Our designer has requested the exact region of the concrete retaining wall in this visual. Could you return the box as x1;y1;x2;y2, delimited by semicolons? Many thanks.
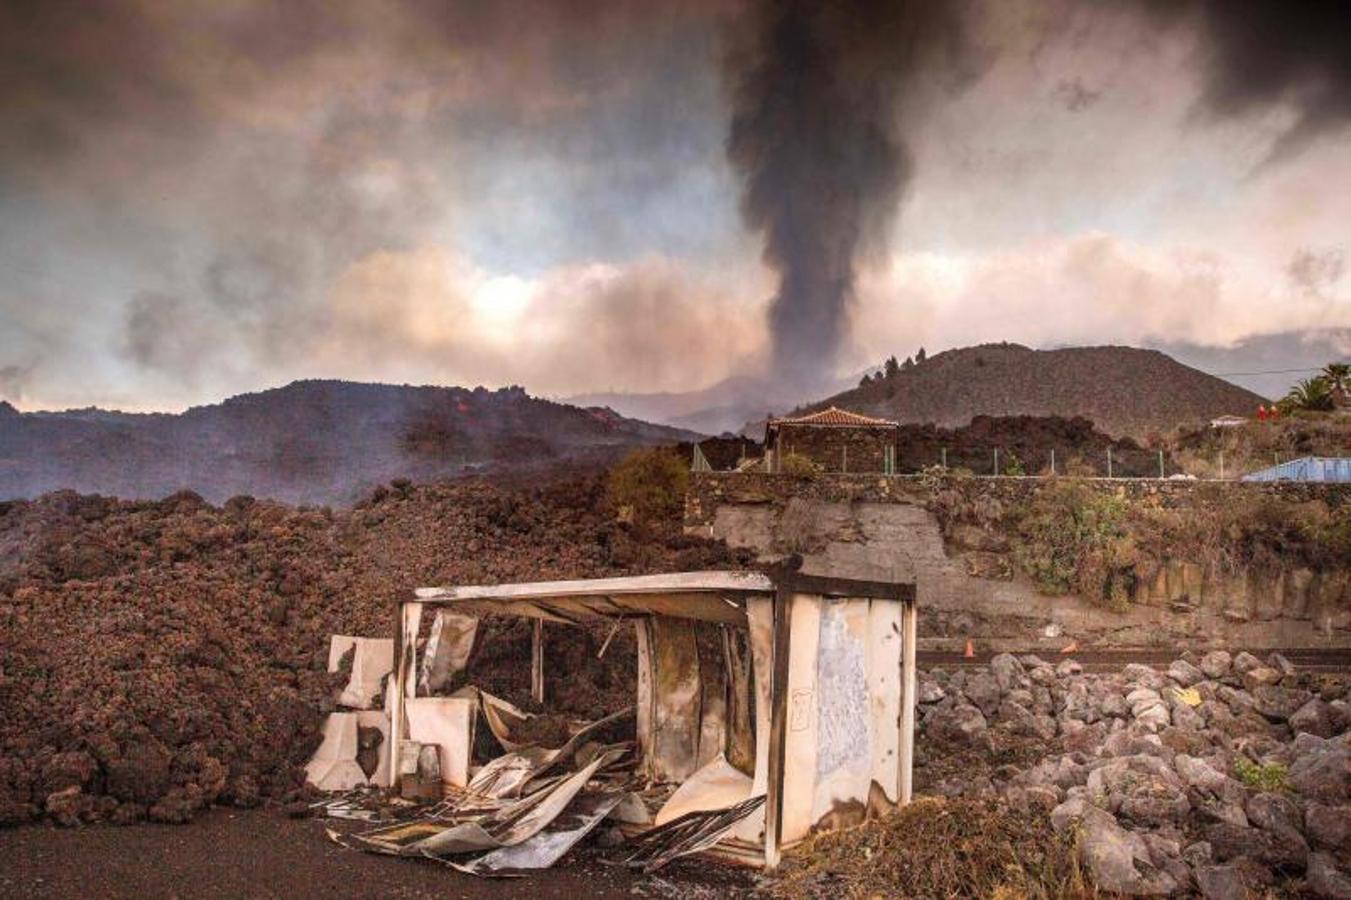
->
685;473;1350;651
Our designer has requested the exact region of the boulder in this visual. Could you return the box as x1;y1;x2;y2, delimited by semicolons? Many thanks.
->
1124;664;1168;691
989;652;1024;692
926;703;988;745
1290;741;1350;803
1194;858;1274;900
1064;721;1109;754
1309;852;1351;899
1051;796;1090;833
1029;665;1058;686
1206;821;1307;873
1176;755;1237;797
1089;755;1190;827
1199;651;1233;680
996;701;1056;741
1292;699;1338;739
1076;806;1179;895
1133;700;1172;733
1267;653;1296;678
1056;659;1082;678
1160;725;1213;757
1006;784;1060;813
1100;692;1131;719
1169;700;1205;732
1102;729;1170;760
963;671;1002;717
1330;700;1351;734
1243;667;1284;691
1217;686;1257;715
1305;803;1351;851
1252;685;1313;722
917;679;946;704
1168;659;1205;687
1182;841;1211;868
1232;651;1264;675
1246;792;1306;849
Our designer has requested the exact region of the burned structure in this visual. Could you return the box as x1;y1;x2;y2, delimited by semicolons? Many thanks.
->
309;569;918;873
764;407;899;474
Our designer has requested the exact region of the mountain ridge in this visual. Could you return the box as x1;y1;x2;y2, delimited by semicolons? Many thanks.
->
0;379;695;505
796;343;1268;439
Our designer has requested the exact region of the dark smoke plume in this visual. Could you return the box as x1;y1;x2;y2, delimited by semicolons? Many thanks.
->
1201;0;1351;161
1170;0;1351;165
725;0;973;387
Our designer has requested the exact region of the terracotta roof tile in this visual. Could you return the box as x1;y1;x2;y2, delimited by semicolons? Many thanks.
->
768;406;898;428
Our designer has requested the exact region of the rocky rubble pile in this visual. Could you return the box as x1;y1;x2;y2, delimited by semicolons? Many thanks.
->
916;651;1351;897
0;475;750;826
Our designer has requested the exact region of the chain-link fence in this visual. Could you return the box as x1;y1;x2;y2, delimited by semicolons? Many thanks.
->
690;442;1308;480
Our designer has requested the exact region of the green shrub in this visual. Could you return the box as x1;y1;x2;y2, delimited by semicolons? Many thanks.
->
1233;757;1289;792
779;451;823;478
1002;452;1026;477
606;448;689;523
1011;481;1135;610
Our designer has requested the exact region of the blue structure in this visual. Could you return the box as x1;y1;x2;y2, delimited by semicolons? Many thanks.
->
1242;456;1351;483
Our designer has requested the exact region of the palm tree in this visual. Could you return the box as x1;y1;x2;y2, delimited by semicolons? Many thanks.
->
1321;362;1349;393
1286;376;1335;412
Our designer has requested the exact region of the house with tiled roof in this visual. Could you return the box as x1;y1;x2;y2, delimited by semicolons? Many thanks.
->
764;406;899;474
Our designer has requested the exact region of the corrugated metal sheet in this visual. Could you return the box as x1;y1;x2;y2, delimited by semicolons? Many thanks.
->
1242;456;1351;483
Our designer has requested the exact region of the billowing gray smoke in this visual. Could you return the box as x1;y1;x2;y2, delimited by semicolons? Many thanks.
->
725;0;971;389
1196;0;1351;164
1133;0;1351;165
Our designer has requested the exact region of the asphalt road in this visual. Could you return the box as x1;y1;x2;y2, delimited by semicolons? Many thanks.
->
0;808;756;900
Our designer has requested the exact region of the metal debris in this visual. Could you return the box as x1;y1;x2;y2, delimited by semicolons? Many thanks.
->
614;795;767;874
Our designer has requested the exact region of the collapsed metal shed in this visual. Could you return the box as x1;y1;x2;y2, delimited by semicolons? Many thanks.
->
391;569;918;870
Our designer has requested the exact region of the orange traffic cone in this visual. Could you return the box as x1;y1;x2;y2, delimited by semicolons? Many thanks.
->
1060;640;1079;655
964;639;975;659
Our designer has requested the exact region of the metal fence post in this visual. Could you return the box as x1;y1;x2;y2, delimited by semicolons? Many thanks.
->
993;448;999;476
1158;449;1164;479
1219;451;1225;480
1107;447;1113;478
941;447;947;469
1050;448;1056;476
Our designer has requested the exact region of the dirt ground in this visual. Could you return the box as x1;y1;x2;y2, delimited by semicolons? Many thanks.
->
0;807;759;899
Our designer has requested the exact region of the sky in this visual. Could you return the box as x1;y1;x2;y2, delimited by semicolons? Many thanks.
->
1;0;1348;412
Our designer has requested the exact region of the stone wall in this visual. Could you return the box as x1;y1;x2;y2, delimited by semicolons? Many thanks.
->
769;425;894;473
685;472;1350;650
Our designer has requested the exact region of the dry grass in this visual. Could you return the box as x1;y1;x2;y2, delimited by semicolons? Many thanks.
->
768;798;1094;900
1169;412;1351;479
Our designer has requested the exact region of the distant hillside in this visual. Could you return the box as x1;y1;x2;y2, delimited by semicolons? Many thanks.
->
569;370;861;437
0;381;694;505
802;344;1267;439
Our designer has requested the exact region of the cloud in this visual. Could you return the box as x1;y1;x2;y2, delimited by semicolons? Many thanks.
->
1287;247;1346;296
850;232;1351;368
315;247;766;396
3;0;1350;412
